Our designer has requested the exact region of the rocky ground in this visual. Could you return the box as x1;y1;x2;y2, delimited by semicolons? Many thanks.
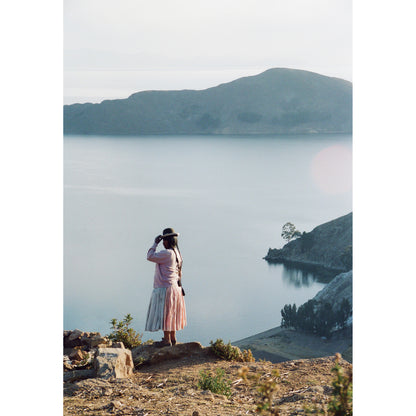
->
64;342;352;416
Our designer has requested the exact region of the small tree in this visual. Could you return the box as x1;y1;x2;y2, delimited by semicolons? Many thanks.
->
281;303;297;328
108;313;142;349
281;299;351;338
281;222;301;243
315;302;337;338
296;300;317;333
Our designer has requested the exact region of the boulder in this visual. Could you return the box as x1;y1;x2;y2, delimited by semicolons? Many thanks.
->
94;348;134;379
65;329;85;347
89;335;110;348
132;342;204;366
64;369;96;382
69;348;87;362
312;270;352;310
68;329;84;341
63;355;73;371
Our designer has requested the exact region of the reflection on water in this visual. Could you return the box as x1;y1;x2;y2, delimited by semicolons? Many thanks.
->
269;262;338;287
281;265;318;287
267;263;319;288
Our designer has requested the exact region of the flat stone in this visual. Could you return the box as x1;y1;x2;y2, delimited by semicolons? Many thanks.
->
132;342;204;366
63;369;95;382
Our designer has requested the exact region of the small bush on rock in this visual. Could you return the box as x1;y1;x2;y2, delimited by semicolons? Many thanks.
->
210;339;255;362
108;313;142;349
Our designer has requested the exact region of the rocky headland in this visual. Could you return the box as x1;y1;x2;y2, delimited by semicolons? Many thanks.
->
264;212;352;279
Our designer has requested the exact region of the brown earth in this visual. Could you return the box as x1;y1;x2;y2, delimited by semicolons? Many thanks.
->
234;326;352;364
64;346;352;415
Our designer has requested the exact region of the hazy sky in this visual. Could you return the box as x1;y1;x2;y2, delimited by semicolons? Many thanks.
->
64;0;352;104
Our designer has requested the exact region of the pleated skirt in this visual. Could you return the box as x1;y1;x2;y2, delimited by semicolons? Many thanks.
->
145;285;187;331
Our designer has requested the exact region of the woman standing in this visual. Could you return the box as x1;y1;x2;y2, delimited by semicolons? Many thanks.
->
145;228;187;347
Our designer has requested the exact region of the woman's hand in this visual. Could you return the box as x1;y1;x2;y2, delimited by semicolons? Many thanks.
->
154;235;163;244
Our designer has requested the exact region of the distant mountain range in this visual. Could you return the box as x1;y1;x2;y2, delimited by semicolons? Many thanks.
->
64;68;352;135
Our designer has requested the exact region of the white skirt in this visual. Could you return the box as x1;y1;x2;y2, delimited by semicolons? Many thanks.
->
145;286;187;332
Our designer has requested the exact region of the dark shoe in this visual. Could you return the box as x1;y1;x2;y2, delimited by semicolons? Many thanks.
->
154;339;172;348
171;340;177;346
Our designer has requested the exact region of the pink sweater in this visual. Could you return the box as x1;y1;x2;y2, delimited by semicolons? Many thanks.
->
147;242;182;288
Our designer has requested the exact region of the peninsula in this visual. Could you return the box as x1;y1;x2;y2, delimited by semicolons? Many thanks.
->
264;212;352;279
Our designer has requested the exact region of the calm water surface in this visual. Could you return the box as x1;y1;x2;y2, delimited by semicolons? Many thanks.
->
64;134;352;345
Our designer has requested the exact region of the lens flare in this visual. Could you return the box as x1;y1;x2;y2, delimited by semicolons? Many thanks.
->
310;144;352;195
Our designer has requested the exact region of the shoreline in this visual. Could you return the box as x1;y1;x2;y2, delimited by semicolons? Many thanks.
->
263;258;345;282
233;325;352;364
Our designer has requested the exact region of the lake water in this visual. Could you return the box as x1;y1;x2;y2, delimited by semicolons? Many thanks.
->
64;134;352;346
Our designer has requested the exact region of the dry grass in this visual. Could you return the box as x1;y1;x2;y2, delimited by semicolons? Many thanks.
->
64;350;352;416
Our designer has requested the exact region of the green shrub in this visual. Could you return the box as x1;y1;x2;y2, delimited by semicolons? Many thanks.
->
327;353;353;415
107;313;142;349
198;368;232;398
210;339;255;362
255;369;280;414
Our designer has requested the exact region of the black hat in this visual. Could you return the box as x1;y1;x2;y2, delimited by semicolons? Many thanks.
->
161;228;179;239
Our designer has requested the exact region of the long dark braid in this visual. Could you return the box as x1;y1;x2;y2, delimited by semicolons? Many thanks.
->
162;227;182;270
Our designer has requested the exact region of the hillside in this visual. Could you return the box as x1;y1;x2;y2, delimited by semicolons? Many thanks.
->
64;68;352;135
264;212;352;277
64;342;351;416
